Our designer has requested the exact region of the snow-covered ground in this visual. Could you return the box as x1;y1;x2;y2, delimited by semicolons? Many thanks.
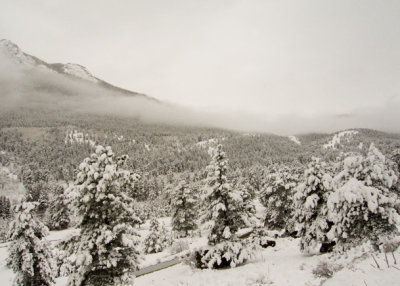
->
135;237;400;286
1;217;399;285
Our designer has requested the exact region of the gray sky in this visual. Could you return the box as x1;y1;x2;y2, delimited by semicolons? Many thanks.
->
1;0;400;133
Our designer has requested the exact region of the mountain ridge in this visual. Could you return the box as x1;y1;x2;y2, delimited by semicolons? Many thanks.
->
0;39;151;99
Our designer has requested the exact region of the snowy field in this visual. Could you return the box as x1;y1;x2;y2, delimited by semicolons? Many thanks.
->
134;236;400;286
1;217;399;286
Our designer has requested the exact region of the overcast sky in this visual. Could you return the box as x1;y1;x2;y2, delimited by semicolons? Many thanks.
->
1;0;400;133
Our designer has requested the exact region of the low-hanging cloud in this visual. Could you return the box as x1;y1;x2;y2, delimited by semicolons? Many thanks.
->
1;53;400;136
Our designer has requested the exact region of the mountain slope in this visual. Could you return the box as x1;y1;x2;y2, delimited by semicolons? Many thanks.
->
0;39;148;98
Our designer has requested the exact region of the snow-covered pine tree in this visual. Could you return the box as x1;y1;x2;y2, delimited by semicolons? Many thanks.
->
260;164;301;233
327;144;400;250
160;222;173;248
132;201;147;229
203;144;257;244
231;176;258;229
62;145;141;286
294;157;333;252
46;184;70;230
194;144;256;269
144;218;166;254
171;179;198;237
8;201;55;286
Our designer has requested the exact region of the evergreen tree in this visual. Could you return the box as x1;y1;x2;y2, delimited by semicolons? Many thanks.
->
143;218;167;254
46;184;70;231
194;144;256;269
62;146;141;286
0;196;11;219
260;164;301;233
132;201;147;229
8;201;55;286
203;144;242;244
231;176;258;229
203;144;256;245
294;157;333;252
327;144;400;250
171;179;198;237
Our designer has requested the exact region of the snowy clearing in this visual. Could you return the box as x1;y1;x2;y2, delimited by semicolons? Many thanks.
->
288;135;301;145
323;130;359;149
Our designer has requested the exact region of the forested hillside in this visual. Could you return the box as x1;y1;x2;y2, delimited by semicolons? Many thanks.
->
1;106;399;209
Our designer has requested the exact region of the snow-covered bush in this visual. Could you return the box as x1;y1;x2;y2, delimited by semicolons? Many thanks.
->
294;157;334;252
312;260;342;278
260;164;301;233
382;237;400;253
144;218;169;254
61;145;141;286
8;201;55;286
245;228;277;249
327;144;400;250
246;272;274;286
192;239;256;269
171;180;198;237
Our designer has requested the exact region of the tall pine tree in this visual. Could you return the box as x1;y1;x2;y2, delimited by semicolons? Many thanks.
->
203;144;255;244
294;157;333;252
195;145;256;268
171;179;198;237
62;146;141;286
46;184;70;231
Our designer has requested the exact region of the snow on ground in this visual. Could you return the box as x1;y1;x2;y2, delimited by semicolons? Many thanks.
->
0;242;15;286
136;238;400;286
1;217;400;285
135;237;320;286
47;228;80;242
288;135;301;145
323;130;359;149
